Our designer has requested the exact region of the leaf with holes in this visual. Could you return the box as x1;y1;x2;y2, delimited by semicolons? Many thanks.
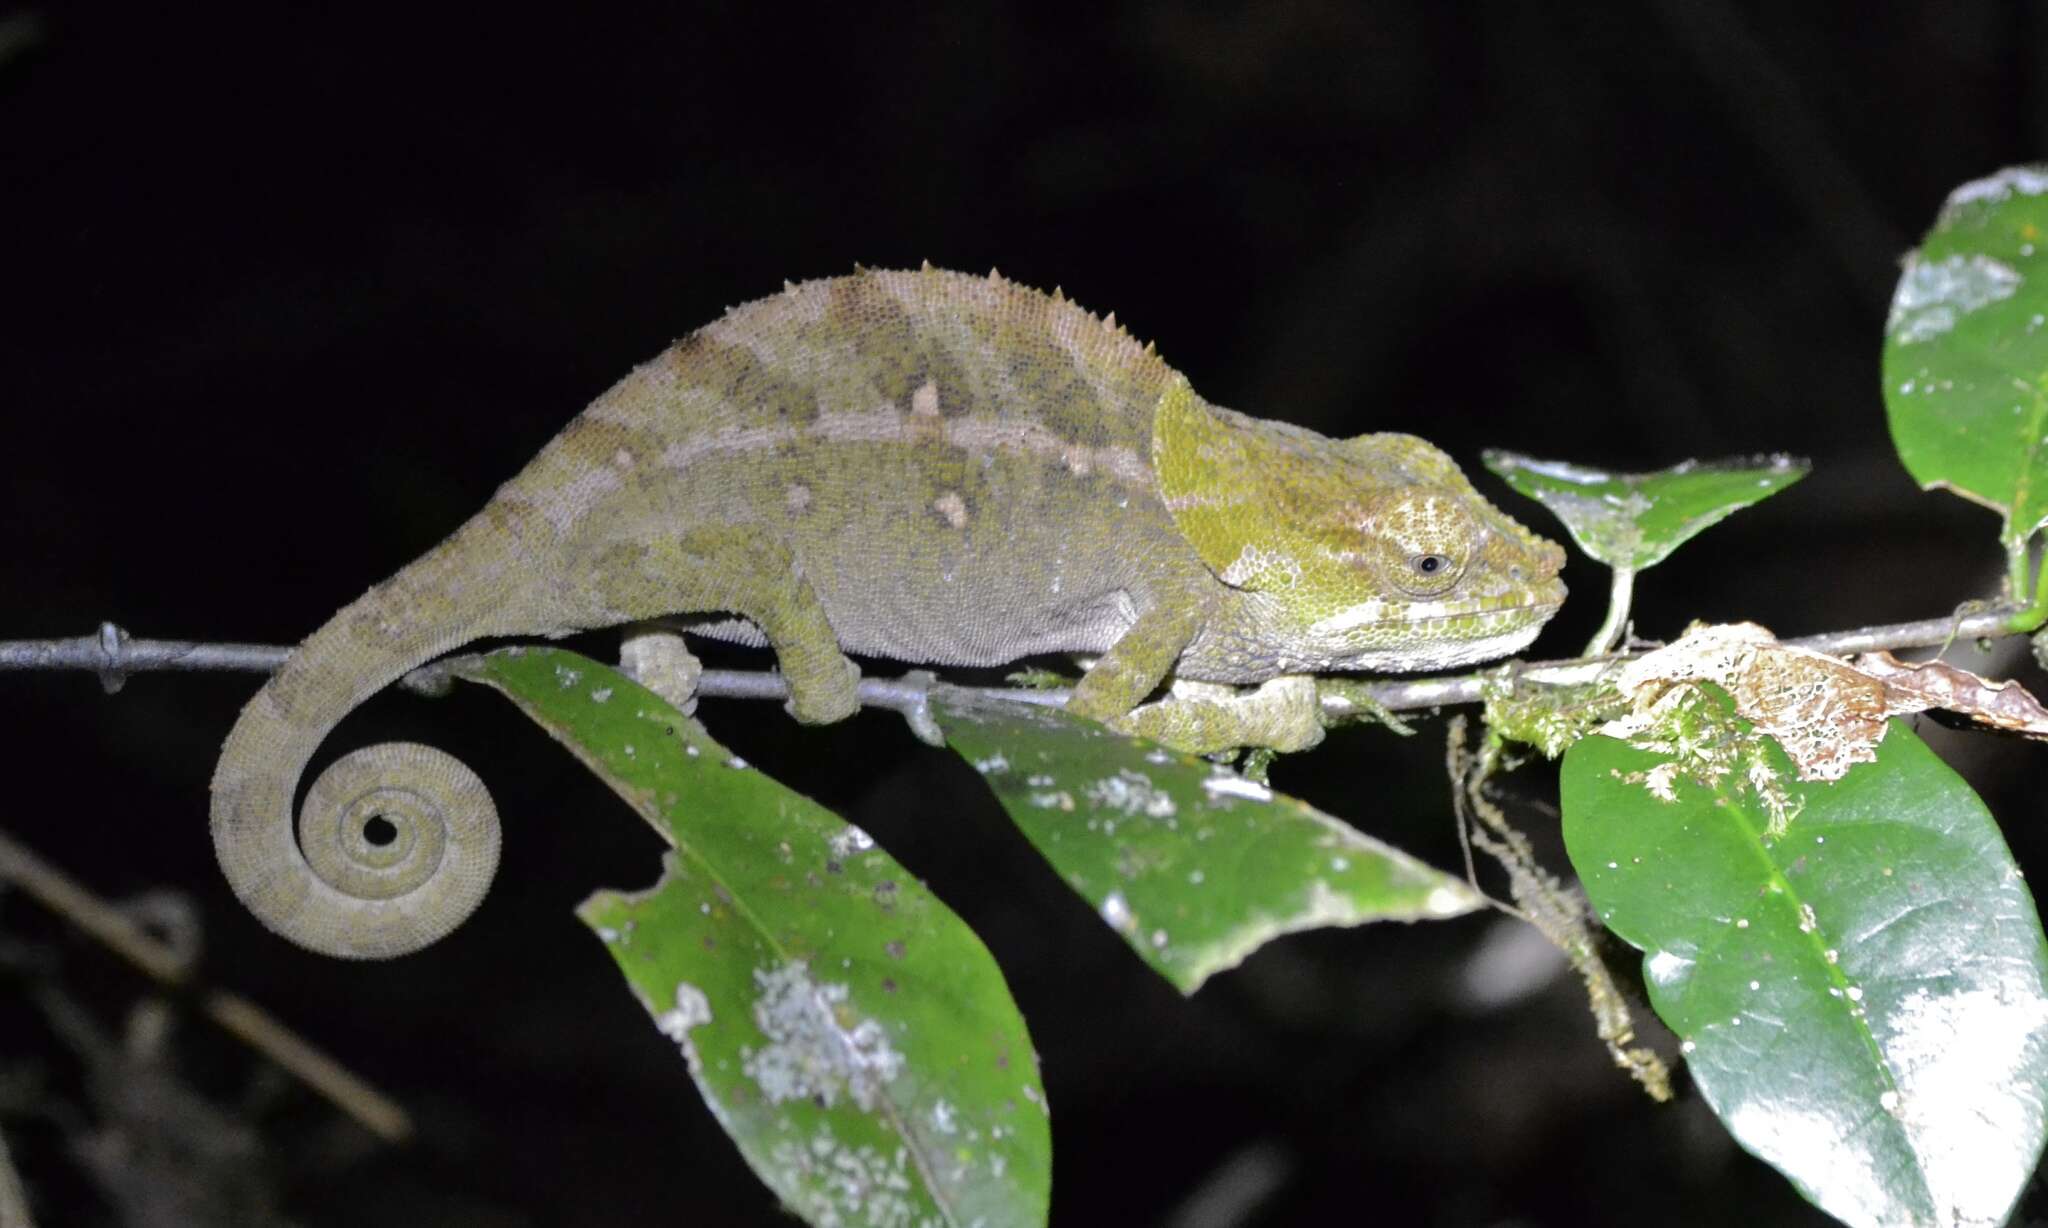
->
934;688;1482;993
1883;165;2048;566
1482;451;1808;571
453;648;1050;1228
1562;718;2048;1228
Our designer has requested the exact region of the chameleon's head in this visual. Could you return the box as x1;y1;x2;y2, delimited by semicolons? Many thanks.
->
1154;378;1566;673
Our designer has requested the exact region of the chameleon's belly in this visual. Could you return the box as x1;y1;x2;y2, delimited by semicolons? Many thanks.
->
683;435;1196;668
790;441;1188;666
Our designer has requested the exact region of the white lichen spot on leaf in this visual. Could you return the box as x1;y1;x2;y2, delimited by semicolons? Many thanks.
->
742;961;905;1113
1944;165;2048;212
655;982;714;1074
1888;253;2021;345
1084;769;1177;820
766;1128;929;1228
828;824;877;860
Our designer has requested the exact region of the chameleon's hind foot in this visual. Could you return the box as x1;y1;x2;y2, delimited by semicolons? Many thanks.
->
619;627;704;714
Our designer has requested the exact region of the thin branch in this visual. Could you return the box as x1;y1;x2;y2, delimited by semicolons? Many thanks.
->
1779;605;2019;656
0;603;2028;725
0;827;412;1143
1337;602;2028;715
1447;717;1671;1101
0;1124;31;1228
0;624;289;694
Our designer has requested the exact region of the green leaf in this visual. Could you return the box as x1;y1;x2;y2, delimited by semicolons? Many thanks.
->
934;689;1482;993
1482;451;1808;571
454;648;1050;1228
1561;720;2048;1228
1883;165;2048;563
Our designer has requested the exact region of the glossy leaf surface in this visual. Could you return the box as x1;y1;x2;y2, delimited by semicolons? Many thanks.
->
1882;165;2048;561
1484;450;1807;571
936;689;1481;993
1563;720;2048;1228
456;648;1050;1228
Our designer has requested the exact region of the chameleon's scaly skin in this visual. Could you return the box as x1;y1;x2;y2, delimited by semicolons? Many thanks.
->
210;267;1565;958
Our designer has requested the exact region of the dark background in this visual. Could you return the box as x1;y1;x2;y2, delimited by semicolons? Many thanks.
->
4;3;2047;1225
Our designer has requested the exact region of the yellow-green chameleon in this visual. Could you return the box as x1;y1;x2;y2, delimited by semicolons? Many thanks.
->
211;266;1566;959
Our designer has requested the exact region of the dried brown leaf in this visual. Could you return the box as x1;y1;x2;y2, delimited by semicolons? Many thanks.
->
1605;623;1887;782
1854;650;2048;739
1604;624;2048;786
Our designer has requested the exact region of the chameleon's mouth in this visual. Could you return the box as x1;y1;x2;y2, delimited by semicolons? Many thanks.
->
1385;603;1562;668
1309;588;1565;639
1301;584;1565;675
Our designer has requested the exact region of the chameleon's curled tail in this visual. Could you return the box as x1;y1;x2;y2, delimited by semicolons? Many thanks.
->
210;512;534;959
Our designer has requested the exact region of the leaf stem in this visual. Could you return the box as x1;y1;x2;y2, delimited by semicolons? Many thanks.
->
1584;567;1636;657
2005;543;2048;634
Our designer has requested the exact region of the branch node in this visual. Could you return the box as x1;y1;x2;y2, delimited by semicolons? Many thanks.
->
94;621;131;695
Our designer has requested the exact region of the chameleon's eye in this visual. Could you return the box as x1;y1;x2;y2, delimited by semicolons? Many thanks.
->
1395;550;1464;596
1366;488;1472;596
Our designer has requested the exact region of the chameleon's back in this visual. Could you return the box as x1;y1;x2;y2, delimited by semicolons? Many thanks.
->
506;267;1201;663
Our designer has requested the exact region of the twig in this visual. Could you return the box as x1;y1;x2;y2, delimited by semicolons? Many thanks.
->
0;828;412;1144
1337;602;2027;715
1447;718;1671;1102
0;1125;32;1228
0;624;289;695
0;603;2027;721
0;12;43;74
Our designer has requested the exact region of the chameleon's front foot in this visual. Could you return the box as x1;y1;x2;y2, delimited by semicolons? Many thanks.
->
780;648;863;724
1099;675;1327;756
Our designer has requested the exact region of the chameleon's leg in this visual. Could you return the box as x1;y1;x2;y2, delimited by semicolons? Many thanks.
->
591;526;861;723
1109;676;1326;755
1065;598;1204;722
1068;590;1324;754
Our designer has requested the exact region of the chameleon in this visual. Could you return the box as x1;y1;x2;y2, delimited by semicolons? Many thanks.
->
210;265;1567;959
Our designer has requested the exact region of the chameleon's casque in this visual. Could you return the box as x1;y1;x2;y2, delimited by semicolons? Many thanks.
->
211;267;1565;958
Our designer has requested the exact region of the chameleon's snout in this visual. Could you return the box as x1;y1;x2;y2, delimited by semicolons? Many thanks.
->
1514;539;1568;598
